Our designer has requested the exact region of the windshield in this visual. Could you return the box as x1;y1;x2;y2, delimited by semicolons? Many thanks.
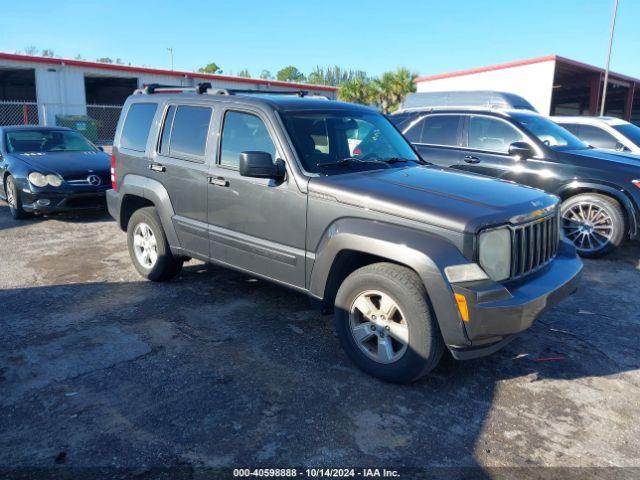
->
5;129;97;154
511;113;588;150
280;110;420;175
612;123;640;147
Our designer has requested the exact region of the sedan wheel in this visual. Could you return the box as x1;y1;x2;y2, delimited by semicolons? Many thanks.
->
561;193;626;257
562;203;613;253
6;177;16;207
5;175;28;220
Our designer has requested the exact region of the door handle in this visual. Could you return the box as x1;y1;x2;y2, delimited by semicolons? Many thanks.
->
463;155;480;164
149;163;166;172
208;176;229;187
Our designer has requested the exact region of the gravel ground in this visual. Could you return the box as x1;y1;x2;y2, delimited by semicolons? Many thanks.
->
1;202;639;479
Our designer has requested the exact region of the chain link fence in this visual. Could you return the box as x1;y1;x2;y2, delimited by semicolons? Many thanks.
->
0;101;40;126
0;101;122;145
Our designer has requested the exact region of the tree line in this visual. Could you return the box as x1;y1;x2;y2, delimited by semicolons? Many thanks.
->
198;63;417;113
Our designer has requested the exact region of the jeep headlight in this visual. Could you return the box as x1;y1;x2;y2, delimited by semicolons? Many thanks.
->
478;227;511;281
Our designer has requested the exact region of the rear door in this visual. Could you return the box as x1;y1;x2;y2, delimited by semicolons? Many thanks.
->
206;107;307;288
459;114;550;189
148;103;213;257
402;114;464;167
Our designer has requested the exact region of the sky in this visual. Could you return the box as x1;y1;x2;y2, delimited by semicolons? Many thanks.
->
1;0;639;80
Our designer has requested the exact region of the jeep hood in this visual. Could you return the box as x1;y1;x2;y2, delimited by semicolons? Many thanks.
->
308;166;557;233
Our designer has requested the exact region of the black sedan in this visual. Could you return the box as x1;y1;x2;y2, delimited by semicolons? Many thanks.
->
0;126;111;219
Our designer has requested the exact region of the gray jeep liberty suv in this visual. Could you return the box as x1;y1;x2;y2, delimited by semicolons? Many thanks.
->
107;84;582;383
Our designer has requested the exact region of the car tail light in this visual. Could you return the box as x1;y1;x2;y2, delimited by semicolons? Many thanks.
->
110;154;117;190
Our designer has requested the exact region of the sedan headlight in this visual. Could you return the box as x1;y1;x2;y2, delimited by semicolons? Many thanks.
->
28;172;62;187
478;227;511;281
28;172;48;187
46;174;62;187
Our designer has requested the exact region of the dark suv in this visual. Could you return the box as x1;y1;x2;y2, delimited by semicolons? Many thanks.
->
107;85;581;383
391;98;640;257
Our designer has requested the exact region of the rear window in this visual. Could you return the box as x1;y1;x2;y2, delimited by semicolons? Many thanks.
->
120;103;158;152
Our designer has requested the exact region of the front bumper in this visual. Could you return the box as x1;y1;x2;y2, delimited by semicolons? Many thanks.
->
447;240;582;360
21;188;108;213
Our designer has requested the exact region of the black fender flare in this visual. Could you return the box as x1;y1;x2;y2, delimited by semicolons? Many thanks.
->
117;174;180;247
556;181;638;237
308;218;472;347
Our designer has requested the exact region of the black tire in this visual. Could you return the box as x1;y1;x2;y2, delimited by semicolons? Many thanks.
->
334;262;444;384
127;207;183;281
561;193;626;258
5;175;29;220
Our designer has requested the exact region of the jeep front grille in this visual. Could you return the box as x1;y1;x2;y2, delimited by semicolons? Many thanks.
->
510;212;560;280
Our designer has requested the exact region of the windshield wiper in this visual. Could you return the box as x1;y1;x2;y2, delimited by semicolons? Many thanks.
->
317;157;389;168
382;157;429;165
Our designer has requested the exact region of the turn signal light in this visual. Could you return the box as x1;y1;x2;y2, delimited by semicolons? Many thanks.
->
454;293;470;322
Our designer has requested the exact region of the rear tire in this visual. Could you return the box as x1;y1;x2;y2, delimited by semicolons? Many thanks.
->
334;262;444;384
5;175;29;220
127;207;183;281
561;193;626;258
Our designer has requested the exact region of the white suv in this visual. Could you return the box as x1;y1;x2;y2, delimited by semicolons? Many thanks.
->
552;116;640;154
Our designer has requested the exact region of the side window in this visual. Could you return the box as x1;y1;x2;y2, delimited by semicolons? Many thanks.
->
577;125;618;149
561;123;581;136
420;115;462;146
219;111;277;168
158;105;176;156
167;105;212;158
120;103;158;152
468;116;525;153
403;116;426;143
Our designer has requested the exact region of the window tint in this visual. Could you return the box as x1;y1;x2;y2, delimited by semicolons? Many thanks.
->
468;116;525;153
159;105;176;156
168;105;212;158
220;111;276;168
121;103;157;152
420;115;462;146
578;125;618;149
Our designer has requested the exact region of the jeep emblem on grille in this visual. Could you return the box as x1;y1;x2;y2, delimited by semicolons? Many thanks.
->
87;175;102;186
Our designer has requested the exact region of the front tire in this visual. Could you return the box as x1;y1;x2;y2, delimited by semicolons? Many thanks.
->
561;193;626;258
5;175;29;220
127;207;183;281
334;262;444;384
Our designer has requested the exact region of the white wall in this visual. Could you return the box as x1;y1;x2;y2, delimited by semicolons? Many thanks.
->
416;60;557;115
0;57;337;126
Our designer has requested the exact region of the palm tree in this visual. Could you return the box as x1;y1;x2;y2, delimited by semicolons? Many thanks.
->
338;78;376;105
373;68;417;113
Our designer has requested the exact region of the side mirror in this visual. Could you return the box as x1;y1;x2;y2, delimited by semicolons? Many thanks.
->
508;141;535;160
97;146;104;152
239;151;284;179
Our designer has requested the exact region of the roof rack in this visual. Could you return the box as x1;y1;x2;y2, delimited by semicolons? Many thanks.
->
134;83;311;97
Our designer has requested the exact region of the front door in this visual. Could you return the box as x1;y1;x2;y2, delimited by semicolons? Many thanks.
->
454;114;551;190
148;103;213;257
207;108;307;289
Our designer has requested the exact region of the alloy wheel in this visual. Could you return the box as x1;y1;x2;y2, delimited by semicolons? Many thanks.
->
133;222;158;268
349;289;409;364
6;177;16;208
562;202;614;254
